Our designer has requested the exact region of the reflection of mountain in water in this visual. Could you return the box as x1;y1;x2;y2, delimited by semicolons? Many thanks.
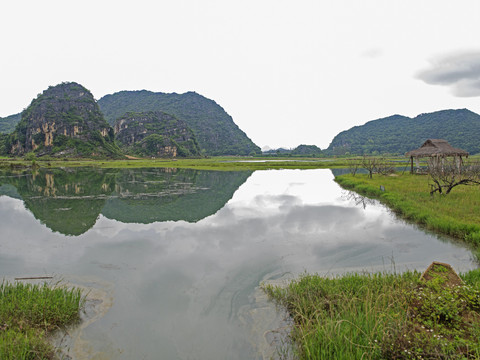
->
0;168;252;236
0;168;116;236
102;168;252;223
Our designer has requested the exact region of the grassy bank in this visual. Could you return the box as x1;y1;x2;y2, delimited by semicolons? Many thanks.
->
0;281;85;359
264;171;480;359
263;267;480;359
335;173;480;249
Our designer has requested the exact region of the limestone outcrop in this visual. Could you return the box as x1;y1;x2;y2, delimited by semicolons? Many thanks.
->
114;111;200;157
8;82;119;157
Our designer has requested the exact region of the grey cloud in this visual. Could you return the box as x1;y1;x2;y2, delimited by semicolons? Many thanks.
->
361;47;384;59
416;51;480;97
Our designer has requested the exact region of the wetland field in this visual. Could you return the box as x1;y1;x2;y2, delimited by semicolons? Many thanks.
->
0;159;478;359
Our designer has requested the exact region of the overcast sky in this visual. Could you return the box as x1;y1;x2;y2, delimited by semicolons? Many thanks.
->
1;1;480;149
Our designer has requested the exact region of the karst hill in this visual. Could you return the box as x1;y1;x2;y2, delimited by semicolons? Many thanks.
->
7;82;120;157
98;90;261;156
1;84;261;157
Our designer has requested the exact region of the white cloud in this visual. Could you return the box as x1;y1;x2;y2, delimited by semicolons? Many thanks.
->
417;51;480;97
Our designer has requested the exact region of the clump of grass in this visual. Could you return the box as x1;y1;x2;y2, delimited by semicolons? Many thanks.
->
0;280;85;359
263;269;480;359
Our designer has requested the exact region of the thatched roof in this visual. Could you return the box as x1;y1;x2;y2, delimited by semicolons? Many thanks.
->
405;139;469;158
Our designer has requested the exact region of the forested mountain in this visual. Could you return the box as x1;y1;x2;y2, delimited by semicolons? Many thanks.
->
327;109;480;155
0;113;21;134
7;82;120;157
98;90;260;156
114;111;200;157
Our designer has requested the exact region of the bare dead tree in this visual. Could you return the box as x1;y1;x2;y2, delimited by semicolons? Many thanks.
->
375;157;395;176
346;158;361;176
361;156;378;179
428;158;480;195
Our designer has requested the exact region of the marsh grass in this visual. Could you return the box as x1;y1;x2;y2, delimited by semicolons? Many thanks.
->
0;156;376;171
263;270;480;359
335;173;480;251
0;280;85;359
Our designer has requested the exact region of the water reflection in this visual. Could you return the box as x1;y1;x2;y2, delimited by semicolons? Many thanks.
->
0;168;115;235
0;168;476;360
341;190;377;209
0;168;253;235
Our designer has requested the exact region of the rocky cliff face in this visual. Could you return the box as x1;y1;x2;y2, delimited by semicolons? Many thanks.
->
8;82;119;157
114;111;201;157
98;90;261;156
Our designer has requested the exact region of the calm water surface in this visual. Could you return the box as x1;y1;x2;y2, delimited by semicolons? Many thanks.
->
0;168;476;359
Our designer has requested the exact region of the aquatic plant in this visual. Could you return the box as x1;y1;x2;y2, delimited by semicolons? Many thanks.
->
0;280;85;359
263;267;480;360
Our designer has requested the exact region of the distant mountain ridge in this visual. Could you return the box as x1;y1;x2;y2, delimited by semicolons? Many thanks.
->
0;113;21;134
3;88;479;158
327;109;480;155
262;144;323;156
98;90;261;156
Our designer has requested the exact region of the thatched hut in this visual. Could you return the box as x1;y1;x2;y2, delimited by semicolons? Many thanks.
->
405;139;469;174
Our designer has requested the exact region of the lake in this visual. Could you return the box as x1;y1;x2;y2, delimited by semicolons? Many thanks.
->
0;167;476;359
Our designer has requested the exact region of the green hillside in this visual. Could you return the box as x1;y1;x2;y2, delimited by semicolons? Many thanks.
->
114;111;200;157
327;109;480;155
0;113;21;134
98;90;260;156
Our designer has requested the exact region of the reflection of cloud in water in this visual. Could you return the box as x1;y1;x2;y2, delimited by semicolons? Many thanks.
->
253;194;300;210
0;169;477;359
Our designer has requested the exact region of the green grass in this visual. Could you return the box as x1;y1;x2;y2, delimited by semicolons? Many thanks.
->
0;156;365;171
0;281;85;359
335;173;480;250
263;269;480;360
